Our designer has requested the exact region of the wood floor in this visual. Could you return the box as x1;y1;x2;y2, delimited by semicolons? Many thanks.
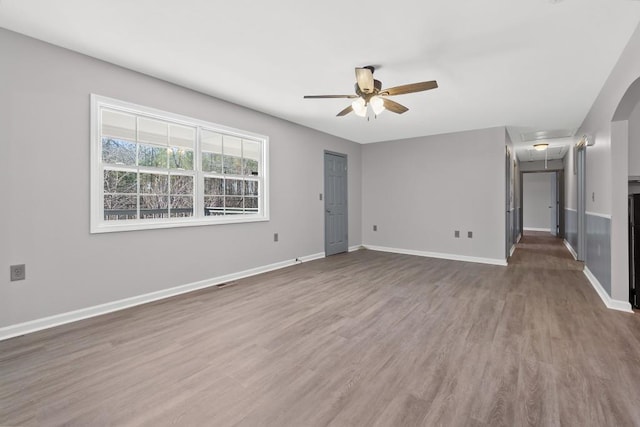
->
2;233;640;426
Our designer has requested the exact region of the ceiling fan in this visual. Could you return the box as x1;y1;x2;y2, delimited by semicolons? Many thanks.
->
304;66;438;117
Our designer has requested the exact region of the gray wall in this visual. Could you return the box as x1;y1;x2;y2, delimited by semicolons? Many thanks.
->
361;127;507;262
586;214;612;295
0;29;362;328
569;22;640;301
523;172;553;231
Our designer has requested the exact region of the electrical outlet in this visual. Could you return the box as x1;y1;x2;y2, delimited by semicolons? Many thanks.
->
373;225;378;231
274;233;279;242
454;230;460;238
10;264;25;281
468;231;473;238
319;193;323;201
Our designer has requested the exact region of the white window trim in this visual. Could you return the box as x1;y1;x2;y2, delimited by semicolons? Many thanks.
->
90;94;269;233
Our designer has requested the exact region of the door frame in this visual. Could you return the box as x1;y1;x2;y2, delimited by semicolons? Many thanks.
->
506;146;513;259
519;170;565;238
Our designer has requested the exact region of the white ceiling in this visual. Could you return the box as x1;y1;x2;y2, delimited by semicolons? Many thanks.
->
2;0;640;161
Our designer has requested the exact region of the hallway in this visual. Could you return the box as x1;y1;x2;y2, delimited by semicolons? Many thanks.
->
511;231;583;271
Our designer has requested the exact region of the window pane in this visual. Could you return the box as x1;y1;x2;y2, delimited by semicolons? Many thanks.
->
102;109;136;141
104;194;137;220
140;195;169;218
245;197;258;212
243;159;259;176
225;196;243;213
170;175;193;195
204;196;224;216
138;117;168;145
169;147;194;170
138;144;168;168
223;135;242;175
202;130;223;173
102;138;137;166
104;170;137;194
223;135;242;156
140;173;168;194
170;196;193;217
244;180;259;197
201;130;223;153
243;140;260;176
169;124;195;149
224;156;242;175
204;177;224;195
104;194;137;209
225;178;243;196
140;195;168;208
202;152;223;173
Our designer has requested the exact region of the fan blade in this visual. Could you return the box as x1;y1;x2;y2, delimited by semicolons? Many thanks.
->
380;80;438;96
336;105;353;117
355;68;374;94
304;95;358;99
382;98;409;114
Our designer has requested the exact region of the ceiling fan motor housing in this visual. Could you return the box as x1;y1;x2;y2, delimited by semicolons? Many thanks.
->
355;79;382;99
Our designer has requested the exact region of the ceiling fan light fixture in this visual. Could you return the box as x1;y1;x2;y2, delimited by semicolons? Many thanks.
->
303;67;437;118
533;143;549;151
352;97;367;117
370;96;385;115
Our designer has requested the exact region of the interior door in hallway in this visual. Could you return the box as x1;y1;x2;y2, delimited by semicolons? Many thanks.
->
324;151;348;256
506;146;513;258
550;172;558;236
577;145;586;261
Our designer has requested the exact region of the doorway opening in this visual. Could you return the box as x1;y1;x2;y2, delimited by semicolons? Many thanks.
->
612;76;640;308
519;170;565;240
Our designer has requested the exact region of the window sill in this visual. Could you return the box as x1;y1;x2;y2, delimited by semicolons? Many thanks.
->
90;214;269;234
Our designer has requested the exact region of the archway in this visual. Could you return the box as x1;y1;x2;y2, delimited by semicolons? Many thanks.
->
610;76;640;307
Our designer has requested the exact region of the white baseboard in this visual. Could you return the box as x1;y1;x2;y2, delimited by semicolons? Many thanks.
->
583;267;633;313
363;245;507;266
509;244;516;257
298;252;325;262
523;227;551;232
0;252;325;342
517;233;522;243
348;245;363;252
563;239;578;260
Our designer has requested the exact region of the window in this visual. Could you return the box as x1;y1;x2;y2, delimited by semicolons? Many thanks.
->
91;95;269;233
